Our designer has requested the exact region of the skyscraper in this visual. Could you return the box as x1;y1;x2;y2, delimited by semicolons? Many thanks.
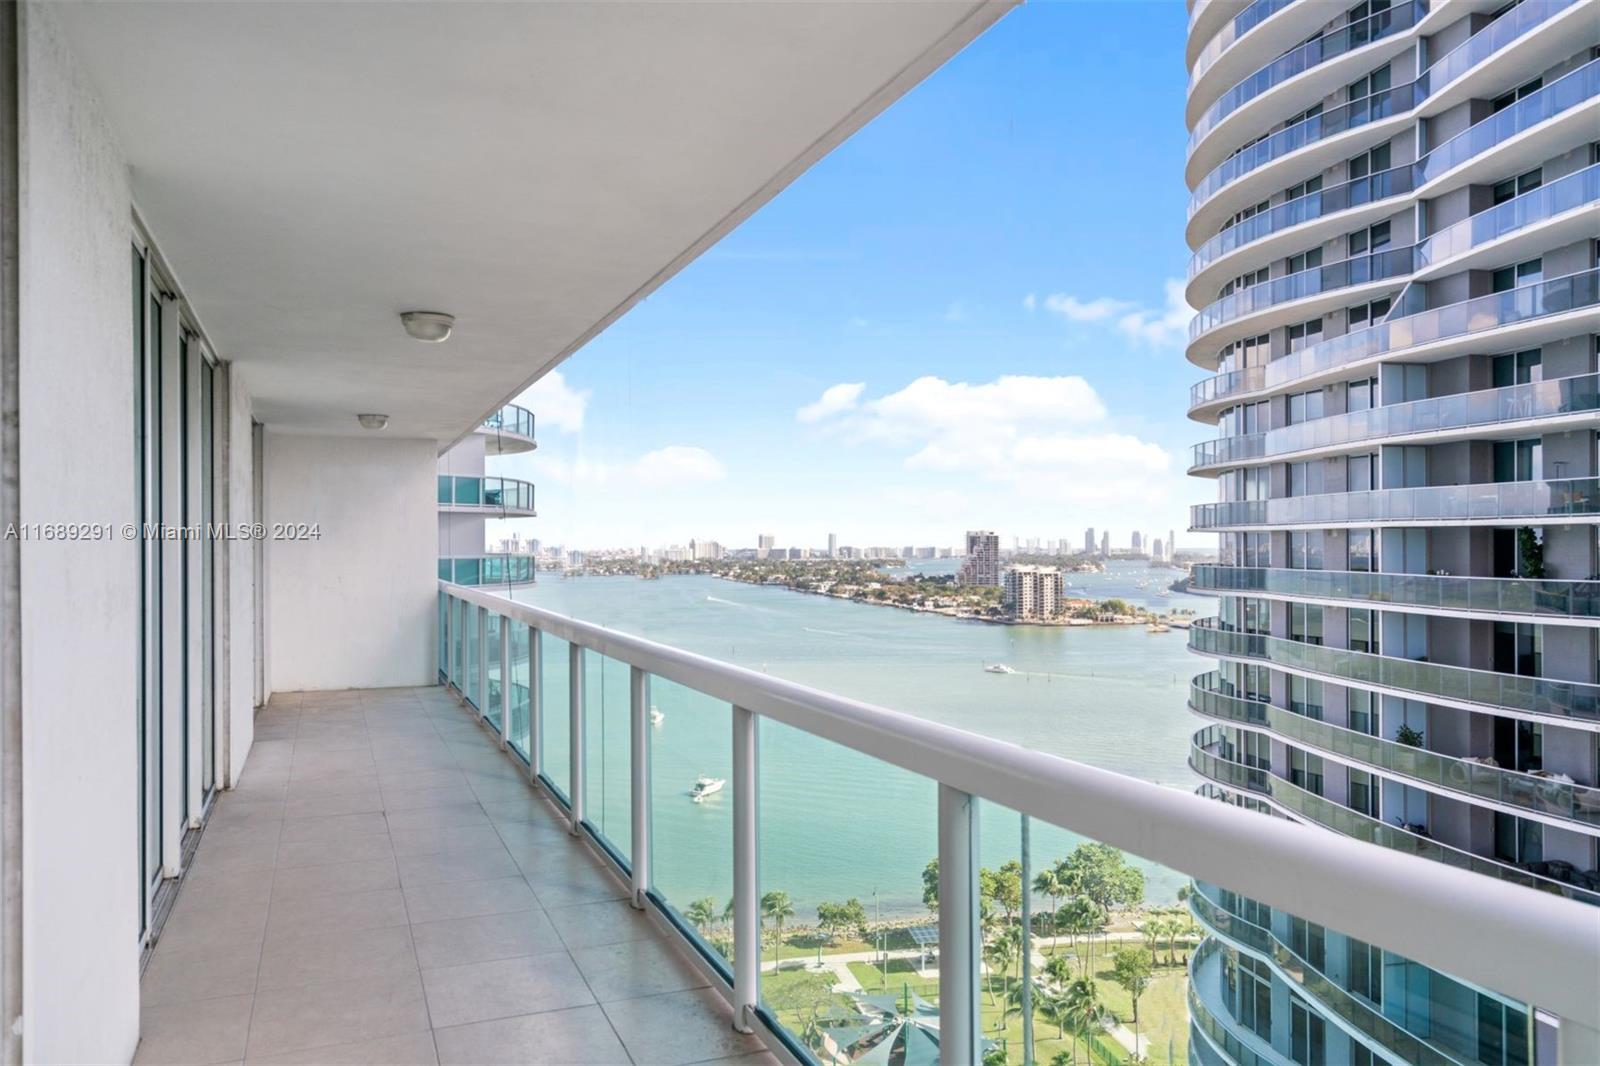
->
957;530;1000;587
1002;565;1063;620
1184;2;1599;1062
1168;528;1176;559
757;533;775;559
828;532;838;558
1099;530;1109;557
1131;530;1142;553
1084;527;1096;554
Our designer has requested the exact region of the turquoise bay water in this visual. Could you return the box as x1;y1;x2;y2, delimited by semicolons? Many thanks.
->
512;564;1214;918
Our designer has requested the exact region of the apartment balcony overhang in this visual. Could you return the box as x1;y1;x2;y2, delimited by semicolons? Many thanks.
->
1187;0;1327;120
53;0;1015;452
478;405;538;456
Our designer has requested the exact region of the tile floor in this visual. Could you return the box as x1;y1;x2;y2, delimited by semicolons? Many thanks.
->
135;686;777;1066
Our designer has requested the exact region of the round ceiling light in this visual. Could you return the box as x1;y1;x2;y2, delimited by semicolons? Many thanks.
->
400;311;454;342
356;413;390;430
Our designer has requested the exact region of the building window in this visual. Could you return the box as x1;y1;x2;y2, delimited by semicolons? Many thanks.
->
1290;675;1324;719
1493;621;1543;677
1347;220;1391;256
1492;169;1542;205
1494;812;1543;865
1289;531;1325;570
1349;689;1377;735
1286;389;1326;424
1347;375;1378;411
1288;918;1326;971
1493;439;1542;482
1492;348;1542;387
1477;993;1531;1066
1348;297;1391;328
1348;453;1377;492
1491;258;1542;292
1287;318;1324;352
1348;141;1391;182
1349;528;1376;571
1235;954;1274;1040
1288;247;1324;275
1291;604;1324;645
1290;996;1327;1066
1285;176;1323;200
1289;460;1326;496
1349;608;1379;653
1289;748;1324;794
1348;939;1383;1004
1349;768;1379;817
1491;78;1543;113
1348;63;1391;103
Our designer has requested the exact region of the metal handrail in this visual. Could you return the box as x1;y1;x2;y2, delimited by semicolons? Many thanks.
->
440;579;1600;1031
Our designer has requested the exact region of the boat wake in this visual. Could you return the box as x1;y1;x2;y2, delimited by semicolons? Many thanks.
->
704;595;740;607
802;626;849;638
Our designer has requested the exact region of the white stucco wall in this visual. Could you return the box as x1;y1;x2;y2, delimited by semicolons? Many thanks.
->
225;367;255;783
17;4;141;1061
266;432;437;692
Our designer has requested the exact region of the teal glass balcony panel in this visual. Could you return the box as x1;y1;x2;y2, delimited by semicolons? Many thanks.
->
453;476;482;506
1418;163;1600;268
1188;671;1270;726
1266;772;1600;905
439;475;536;513
1190;475;1600;530
1188;1;1423;155
1191;244;1416;342
1188;618;1600;722
436;475;452;504
1190;563;1600;620
1190;0;1300;84
1419;59;1600;185
482;403;536;439
1191;371;1600;472
441;555;536;587
1190;364;1267;411
1190;731;1271;793
1190;889;1464;1066
1190;166;1414;280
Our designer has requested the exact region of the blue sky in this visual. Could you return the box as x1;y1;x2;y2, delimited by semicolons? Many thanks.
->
493;2;1201;553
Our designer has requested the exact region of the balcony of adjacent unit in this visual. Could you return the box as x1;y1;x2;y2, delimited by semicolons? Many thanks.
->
1187;616;1600;723
1190;476;1600;531
1191;369;1600;477
1188;268;1600;421
437;474;538;517
1188;0;1276;69
1187;243;1416;366
1188;0;1321;113
1186;0;1425;175
438;554;538;587
1187;941;1286;1066
478;403;538;455
1187;47;1600;293
1188;672;1600;830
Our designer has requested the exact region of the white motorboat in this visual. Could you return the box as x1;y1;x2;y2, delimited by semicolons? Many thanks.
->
690;775;725;802
984;663;1016;675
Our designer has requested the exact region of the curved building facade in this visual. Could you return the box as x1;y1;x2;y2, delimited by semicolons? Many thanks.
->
1184;1;1599;1063
438;403;540;588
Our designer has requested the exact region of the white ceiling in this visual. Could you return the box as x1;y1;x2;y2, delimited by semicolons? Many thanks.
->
56;1;1011;450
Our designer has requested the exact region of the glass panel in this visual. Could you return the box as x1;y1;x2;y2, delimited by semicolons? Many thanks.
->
759;724;937;1062
648;678;734;967
437;591;448;681
484;612;502;733
507;622;531;762
583;652;632;859
464;606;480;709
540;633;572;804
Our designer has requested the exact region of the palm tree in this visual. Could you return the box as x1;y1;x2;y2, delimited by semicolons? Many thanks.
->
761;891;795;970
983;934;1016;1007
1044;953;1074;992
684;896;719;936
1058;897;1105;977
1032;867;1066;952
1063;977;1103;1066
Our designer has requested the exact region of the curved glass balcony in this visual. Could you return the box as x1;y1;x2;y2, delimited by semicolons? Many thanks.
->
1191;476;1600;530
1188;618;1600;723
1189;672;1600;828
1267;773;1600;905
1190;563;1600;621
1190;890;1472;1066
1190;730;1271;793
1193;370;1600;474
1187;945;1279;1066
1188;1;1423;155
1191;78;1422;212
1418;163;1600;268
438;555;538;587
436;474;537;514
1190;0;1299;85
1418;58;1600;186
1191;244;1415;343
1189;269;1600;412
481;403;536;440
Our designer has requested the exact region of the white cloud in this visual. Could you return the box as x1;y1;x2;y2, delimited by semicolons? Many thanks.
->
846;374;1106;445
1032;278;1194;348
797;382;866;423
633;445;726;484
515;369;590;433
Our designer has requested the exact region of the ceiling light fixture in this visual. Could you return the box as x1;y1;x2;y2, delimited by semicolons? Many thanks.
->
356;413;390;430
400;310;454;342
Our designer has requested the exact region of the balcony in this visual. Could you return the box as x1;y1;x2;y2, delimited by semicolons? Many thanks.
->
1188;269;1600;418
438;475;538;517
480;404;538;456
1187;617;1600;723
1190;476;1600;531
1186;0;1298;91
1188;672;1600;829
439;554;539;587
1188;563;1600;622
1191;368;1600;475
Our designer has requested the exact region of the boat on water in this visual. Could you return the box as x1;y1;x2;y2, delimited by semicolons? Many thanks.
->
650;705;665;726
690;775;725;802
984;663;1016;674
1146;623;1170;634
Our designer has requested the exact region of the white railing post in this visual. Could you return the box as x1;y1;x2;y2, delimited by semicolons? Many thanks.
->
938;783;980;1063
477;606;488;720
528;626;542;783
497;615;510;750
442;594;452;686
629;666;651;909
732;705;759;1033
569;643;585;834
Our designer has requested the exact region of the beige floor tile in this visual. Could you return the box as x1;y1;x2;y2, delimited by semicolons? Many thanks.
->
403;875;538;925
264;887;410;942
247;970;430;1059
269;857;399;900
420;952;593;1028
397;846;519;889
245;1031;438;1065
256;923;417;992
141;942;263;1007
275;833;394;869
134;994;254;1065
433;1006;631;1066
545;899;657;951
410;909;563;971
569;936;709;1003
602;987;763;1066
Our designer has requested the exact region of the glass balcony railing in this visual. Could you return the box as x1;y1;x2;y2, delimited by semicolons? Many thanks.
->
1190;730;1271;793
1190;0;1580;214
1188;617;1600;722
1191;475;1600;530
1187;944;1280;1066
1419;58;1600;185
1190;890;1468;1066
1419;163;1600;268
1189;671;1600;828
434;583;1596;1063
436;474;537;513
1189;1;1424;154
437;554;538;587
1189;0;1300;90
481;402;536;440
1266;772;1600;905
1189;269;1600;411
1191;244;1415;342
1190;563;1600;620
1193;371;1600;472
